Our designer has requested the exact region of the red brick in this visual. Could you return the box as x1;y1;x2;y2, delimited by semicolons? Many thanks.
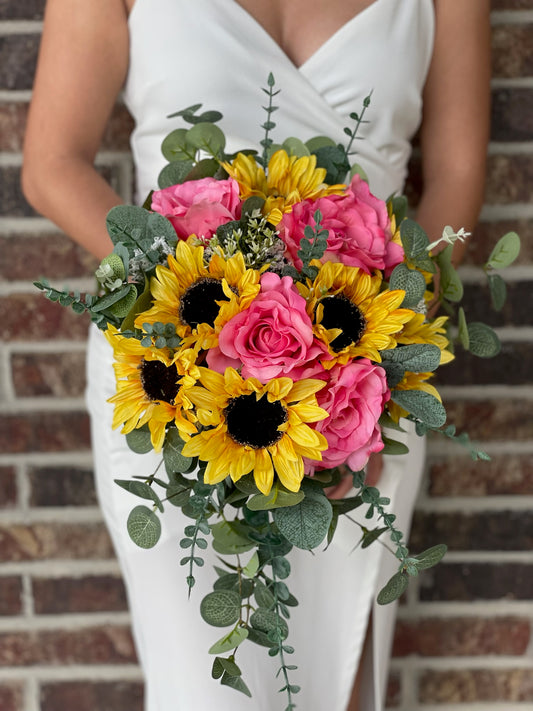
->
419;563;533;601
0;1;45;20
411;511;533;551
419;668;533;703
0;577;23;616
393;617;530;657
0;523;114;562
0;467;17;508
492;25;533;79
0;294;91;342
444;399;533;441
11;352;87;398
28;466;97;507
0;626;137;665
492;0;533;7
491;88;533;142
0;683;24;711
0;233;97;281
33;576;127;614
41;681;143;711
386;672;401;708
0;412;90;454
429;455;533;496
0;103;133;153
485;154;533;204
0;35;40;91
437;342;531;386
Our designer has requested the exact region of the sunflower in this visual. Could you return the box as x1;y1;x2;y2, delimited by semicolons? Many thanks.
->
136;240;261;353
398;312;454;364
181;367;328;495
105;326;199;451
298;261;412;368
387;371;442;423
222;150;344;224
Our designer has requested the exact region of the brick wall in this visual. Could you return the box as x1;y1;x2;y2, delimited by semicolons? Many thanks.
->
0;2;531;710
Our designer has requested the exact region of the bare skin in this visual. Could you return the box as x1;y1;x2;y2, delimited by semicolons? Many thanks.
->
22;1;491;709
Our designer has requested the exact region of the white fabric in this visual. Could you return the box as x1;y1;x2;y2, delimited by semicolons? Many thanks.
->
87;1;434;709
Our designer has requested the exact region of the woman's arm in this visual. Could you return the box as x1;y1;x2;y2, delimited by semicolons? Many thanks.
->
22;0;131;260
417;0;491;261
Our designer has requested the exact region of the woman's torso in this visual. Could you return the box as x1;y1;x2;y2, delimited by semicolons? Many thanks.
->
123;0;435;202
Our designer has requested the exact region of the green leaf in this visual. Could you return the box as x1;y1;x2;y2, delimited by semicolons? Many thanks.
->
378;411;406;433
186;122;226;156
305;136;336;152
200;590;241;627
91;284;132;313
220;672;252;697
163;428;193;475
247;485;305;511
466;322;501;358
488;273;507;311
437;246;463;303
161;128;195;162
211;520;255;555
349;163;369;182
125;426;153;454
146;211;178;245
381;343;441;373
115;479;163;512
271;556;291;580
243;552;260;578
183;158;220;181
108;284;138;318
377;571;408;605
282;137;310;157
127;505;161;549
381;436;409;456
246;627;272;647
208;626;249;654
250;609;288;639
254;580;276;609
413;543;447;570
273;486;332;550
486;231;521;269
158;160;195;188
400;219;429;259
390;195;408;224
457;307;469;349
361;526;388;549
389;264;427;308
312;144;350;184
106;205;149;247
391;390;447;428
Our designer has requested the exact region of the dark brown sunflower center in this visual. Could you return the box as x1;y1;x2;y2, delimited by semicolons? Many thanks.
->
179;277;229;329
139;359;179;404
320;295;366;352
225;393;287;449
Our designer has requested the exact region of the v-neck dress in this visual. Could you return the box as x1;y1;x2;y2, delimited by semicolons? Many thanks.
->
86;1;435;709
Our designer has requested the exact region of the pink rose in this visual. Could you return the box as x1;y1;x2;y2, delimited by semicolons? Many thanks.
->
307;360;390;471
279;175;404;275
207;272;327;382
151;177;241;241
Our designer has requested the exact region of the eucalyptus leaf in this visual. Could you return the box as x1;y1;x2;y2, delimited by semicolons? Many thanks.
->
466;322;501;358
146;211;178;245
163;428;193;475
390;195;408;224
161;128;195;162
120;278;154;332
186;122;226;156
243;552;260;578
413;543;447;570
250;609;288;639
208;626;249;654
108;284;138;318
220;672;252;697
437;246;464;302
312;144;350;184
377;571;408;605
106;205;150;249
115;479;164;512
127;505;161;549
125;426;153;454
212;656;242;679
381;343;441;373
184;158;220;181
273;486;332;550
391;390;447;428
488;273;507;311
271;556;291;580
361;526;388;549
389;264;427;308
486;231;521;269
254;580;275;610
200;590;241;627
457;307;469;349
158;160;196;188
381;436;409;456
400;218;429;259
247;487;305;511
91;284;133;313
349;163;369;182
305;135;336;152
211;520;255;555
282;137;310;157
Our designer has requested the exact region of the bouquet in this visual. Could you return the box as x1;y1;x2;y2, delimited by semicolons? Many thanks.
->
35;76;520;707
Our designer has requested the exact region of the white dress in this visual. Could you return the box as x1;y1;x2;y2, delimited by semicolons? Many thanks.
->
86;1;435;709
